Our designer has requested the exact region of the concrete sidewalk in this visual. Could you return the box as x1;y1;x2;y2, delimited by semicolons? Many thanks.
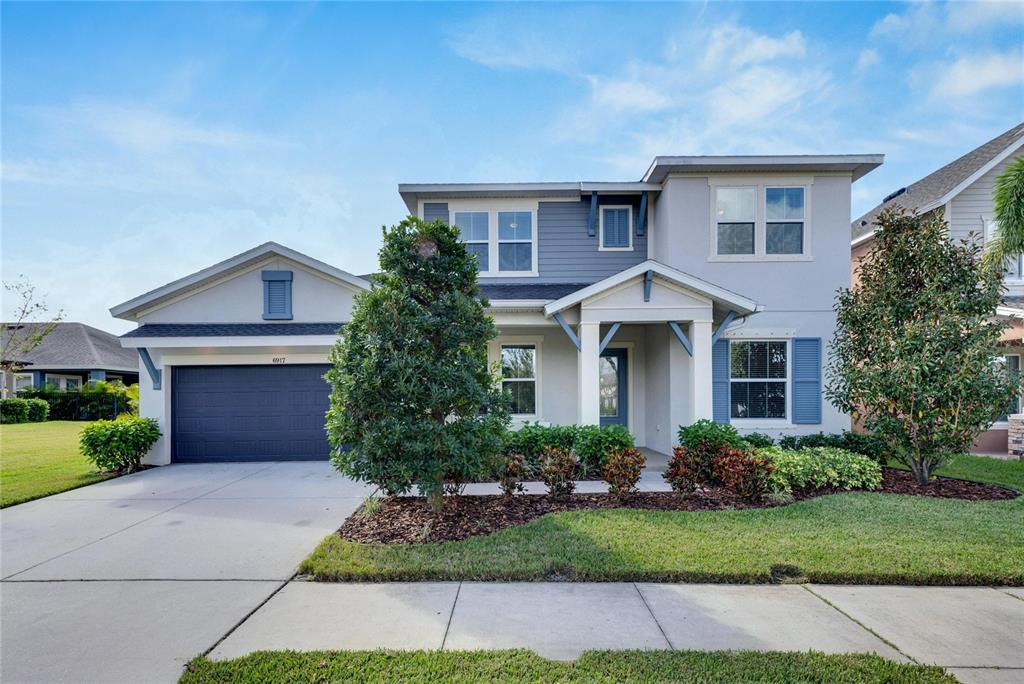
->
209;581;1024;683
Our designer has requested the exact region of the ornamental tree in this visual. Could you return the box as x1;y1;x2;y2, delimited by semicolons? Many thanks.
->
827;208;1019;484
325;216;509;508
990;155;1024;262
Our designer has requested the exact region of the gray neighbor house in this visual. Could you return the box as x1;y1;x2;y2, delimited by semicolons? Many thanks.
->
109;153;884;465
1;322;140;397
852;120;1024;453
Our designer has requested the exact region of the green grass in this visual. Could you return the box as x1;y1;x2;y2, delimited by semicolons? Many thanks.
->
301;454;1024;584
0;421;113;507
180;649;954;683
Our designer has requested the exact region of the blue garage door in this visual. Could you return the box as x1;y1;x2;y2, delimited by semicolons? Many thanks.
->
172;364;332;462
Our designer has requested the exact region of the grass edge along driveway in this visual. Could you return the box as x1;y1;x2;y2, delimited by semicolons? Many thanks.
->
301;454;1024;584
180;649;955;684
0;420;112;507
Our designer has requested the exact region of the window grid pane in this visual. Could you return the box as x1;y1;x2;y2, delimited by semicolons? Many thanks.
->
766;187;804;220
503;380;536;415
466;243;488;271
716;187;755;221
454;212;489;242
717;223;755;255
501;345;535;379
498;212;532;241
499;243;532;271
766;222;804;255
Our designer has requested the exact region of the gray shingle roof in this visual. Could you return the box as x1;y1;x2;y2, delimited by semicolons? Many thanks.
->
479;283;590;301
122;323;345;338
3;322;139;370
853;122;1024;242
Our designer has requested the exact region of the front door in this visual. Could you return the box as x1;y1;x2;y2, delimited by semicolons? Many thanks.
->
599;348;628;427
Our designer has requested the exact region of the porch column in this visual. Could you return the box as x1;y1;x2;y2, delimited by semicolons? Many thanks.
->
690;320;713;420
578;322;601;425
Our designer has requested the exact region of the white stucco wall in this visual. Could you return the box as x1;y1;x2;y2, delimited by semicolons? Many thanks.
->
137;257;360;324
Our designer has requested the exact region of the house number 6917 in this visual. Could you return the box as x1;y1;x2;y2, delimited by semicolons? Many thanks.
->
272;357;286;364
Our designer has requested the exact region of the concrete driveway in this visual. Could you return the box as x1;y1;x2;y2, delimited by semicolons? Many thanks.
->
1;461;371;683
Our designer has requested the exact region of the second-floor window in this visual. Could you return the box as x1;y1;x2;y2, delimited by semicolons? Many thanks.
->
713;184;810;259
451;205;538;276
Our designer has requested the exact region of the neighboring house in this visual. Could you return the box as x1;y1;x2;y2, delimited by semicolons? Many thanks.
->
851;121;1024;453
112;154;882;465
1;322;140;397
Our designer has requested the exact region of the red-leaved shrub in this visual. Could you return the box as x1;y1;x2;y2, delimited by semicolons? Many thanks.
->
712;447;775;501
602;447;645;497
492;451;529;496
663;446;704;493
540;446;576;497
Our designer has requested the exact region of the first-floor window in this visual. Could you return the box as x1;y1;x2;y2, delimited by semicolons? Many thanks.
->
13;373;33;392
730;340;787;419
501;344;536;415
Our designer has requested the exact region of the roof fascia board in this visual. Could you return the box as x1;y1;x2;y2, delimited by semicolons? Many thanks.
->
543;260;757;317
643;155;884;183
119;335;340;349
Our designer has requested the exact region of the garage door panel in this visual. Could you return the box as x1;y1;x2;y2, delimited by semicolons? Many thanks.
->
172;365;332;462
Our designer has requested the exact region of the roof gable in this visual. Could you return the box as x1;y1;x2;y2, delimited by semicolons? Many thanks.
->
110;242;369;321
853;122;1024;244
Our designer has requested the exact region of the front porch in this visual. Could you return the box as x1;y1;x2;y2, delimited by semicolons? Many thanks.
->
488;261;759;454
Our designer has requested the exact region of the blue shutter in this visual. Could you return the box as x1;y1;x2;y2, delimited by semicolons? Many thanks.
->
712;338;730;424
423;203;448;223
262;271;293;320
603;208;629;248
792;337;822;424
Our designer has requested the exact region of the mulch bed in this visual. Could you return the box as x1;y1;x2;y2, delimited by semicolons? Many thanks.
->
337;468;1019;545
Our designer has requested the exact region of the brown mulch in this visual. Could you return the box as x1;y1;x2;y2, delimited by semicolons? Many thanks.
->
338;468;1019;545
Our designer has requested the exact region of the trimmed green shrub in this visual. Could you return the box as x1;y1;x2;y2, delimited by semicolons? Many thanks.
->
602;446;645;497
19;381;136;420
539;446;576;497
712;447;775;501
24;398;49;422
79;416;161;473
678;419;749;452
507;423;579;461
0;398;30;424
777;431;887;464
574;424;634;477
760;446;883;495
742;432;775;449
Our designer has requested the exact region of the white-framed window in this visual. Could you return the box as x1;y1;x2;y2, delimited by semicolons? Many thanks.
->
500;343;537;416
454;211;490;271
498;211;533;272
45;374;82;391
711;182;811;260
449;202;538;277
730;340;788;420
996;354;1021;423
13;373;33;392
600;206;633;251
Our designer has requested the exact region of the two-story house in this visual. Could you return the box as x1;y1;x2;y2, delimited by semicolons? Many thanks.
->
852;121;1024;453
112;154;882;464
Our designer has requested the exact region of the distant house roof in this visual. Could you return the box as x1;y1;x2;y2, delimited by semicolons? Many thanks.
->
852;122;1024;245
122;323;345;338
3;322;139;372
479;283;590;302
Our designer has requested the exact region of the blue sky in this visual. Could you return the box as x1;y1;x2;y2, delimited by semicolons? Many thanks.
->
3;1;1022;332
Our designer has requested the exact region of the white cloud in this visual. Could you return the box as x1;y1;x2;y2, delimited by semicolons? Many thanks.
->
946;1;1024;30
870;2;943;44
871;0;1023;44
702;23;806;69
587;74;673;112
445;11;582;72
708;66;829;128
856;48;880;73
932;51;1024;98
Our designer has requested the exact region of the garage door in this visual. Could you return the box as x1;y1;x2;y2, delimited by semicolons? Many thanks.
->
172;364;332;462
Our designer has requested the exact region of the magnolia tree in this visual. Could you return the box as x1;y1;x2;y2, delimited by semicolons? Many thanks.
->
325;216;509;509
827;208;1019;485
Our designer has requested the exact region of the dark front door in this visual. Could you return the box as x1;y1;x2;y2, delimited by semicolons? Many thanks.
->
171;364;332;462
599;348;628;427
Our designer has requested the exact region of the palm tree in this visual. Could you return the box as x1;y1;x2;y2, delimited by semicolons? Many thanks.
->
991;155;1024;262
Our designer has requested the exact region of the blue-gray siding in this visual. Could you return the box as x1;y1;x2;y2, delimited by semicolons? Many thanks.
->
421;197;647;284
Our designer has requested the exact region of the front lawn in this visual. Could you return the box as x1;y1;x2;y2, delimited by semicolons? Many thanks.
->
301;454;1024;584
180;649;954;684
0;420;113;507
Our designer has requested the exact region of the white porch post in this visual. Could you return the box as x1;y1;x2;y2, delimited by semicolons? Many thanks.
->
578;322;601;425
690;320;713;421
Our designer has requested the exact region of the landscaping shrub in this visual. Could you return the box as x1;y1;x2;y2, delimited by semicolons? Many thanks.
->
508;423;579;462
602;447;645;497
761;446;883;495
742;432;774;449
24;398;49;422
777;431;887;464
79;416;161;474
677;419;749;452
663;446;703;493
575;424;634;477
539;446;576;497
492;451;529;496
711;447;775;501
0;398;30;424
18;381;136;421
